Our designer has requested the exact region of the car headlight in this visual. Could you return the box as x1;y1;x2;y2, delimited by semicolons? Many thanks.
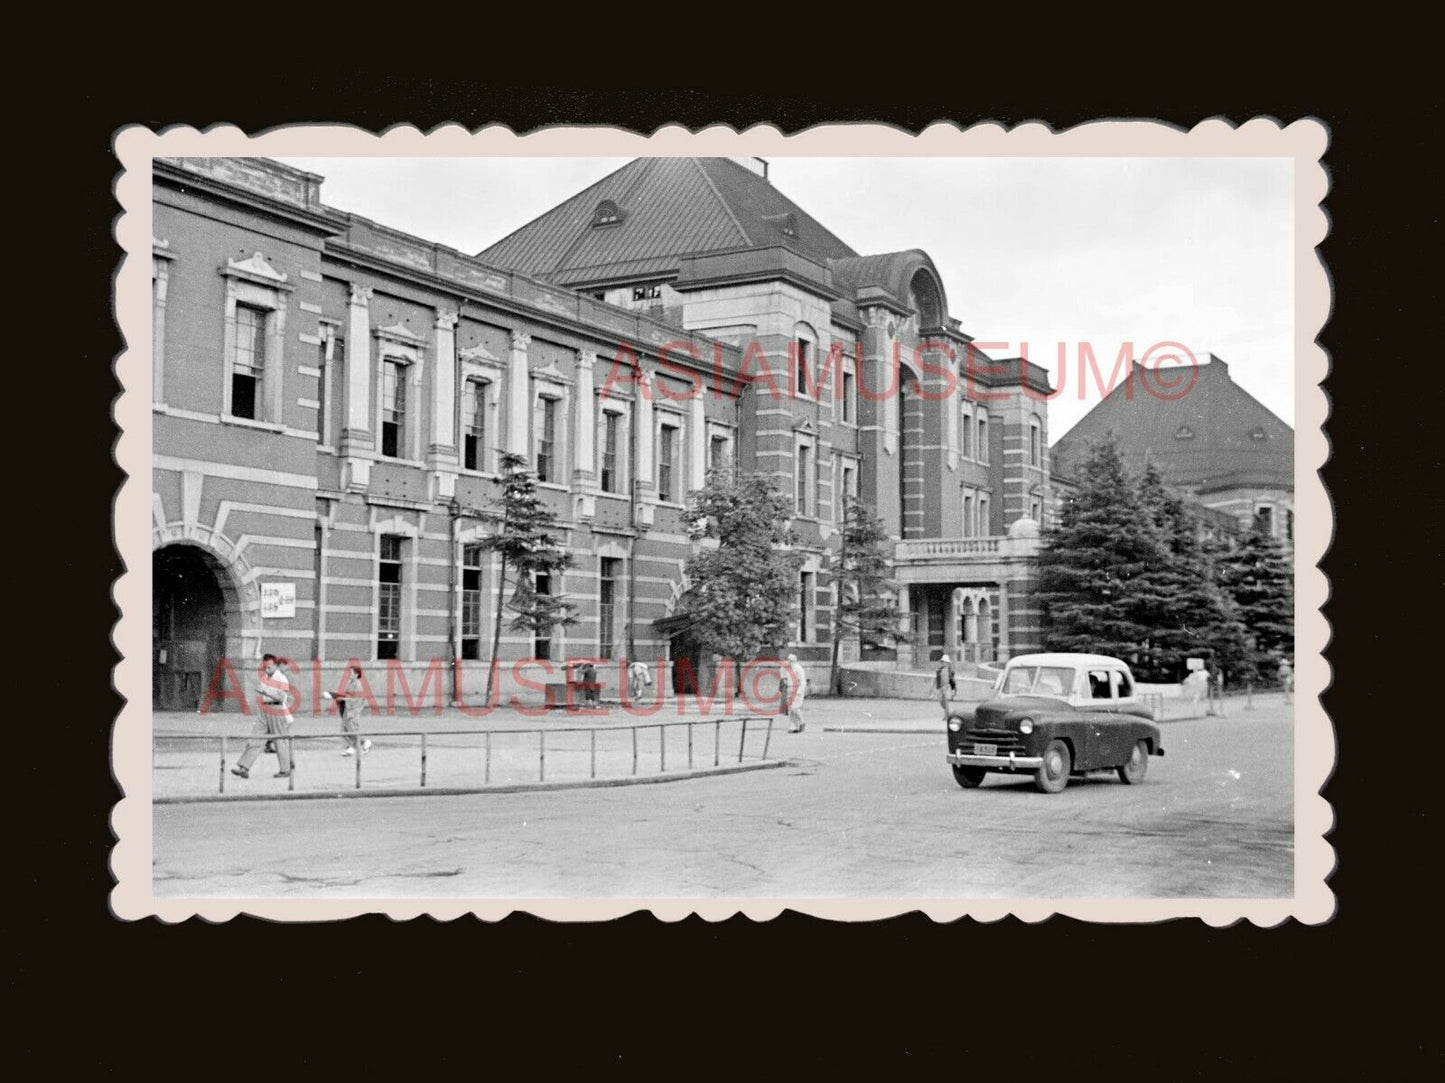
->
947;718;962;732
1018;719;1034;734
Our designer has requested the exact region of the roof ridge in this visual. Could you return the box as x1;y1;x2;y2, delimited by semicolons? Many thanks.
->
689;157;752;247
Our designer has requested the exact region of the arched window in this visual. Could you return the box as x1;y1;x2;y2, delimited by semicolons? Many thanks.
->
592;200;624;226
907;269;944;329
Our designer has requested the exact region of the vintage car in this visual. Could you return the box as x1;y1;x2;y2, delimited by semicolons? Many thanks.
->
945;653;1164;793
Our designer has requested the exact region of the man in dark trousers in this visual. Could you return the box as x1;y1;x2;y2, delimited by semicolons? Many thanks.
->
935;654;958;721
232;654;295;779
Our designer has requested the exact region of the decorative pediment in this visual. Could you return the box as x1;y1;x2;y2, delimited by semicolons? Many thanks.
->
222;251;292;289
153;236;175;260
794;418;819;436
459;341;503;366
374;322;423;348
531;361;571;387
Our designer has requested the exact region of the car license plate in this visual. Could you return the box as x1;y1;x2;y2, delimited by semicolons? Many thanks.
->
973;743;998;757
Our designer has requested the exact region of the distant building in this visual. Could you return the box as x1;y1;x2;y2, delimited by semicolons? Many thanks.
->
151;156;1060;710
1050;356;1293;549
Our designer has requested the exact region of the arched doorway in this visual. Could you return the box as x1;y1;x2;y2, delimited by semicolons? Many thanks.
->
899;367;925;538
154;544;239;709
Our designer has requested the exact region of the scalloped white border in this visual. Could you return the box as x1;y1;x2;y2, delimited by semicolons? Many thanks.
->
112;119;1333;924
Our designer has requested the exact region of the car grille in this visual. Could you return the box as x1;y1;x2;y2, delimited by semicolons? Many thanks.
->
963;726;1026;754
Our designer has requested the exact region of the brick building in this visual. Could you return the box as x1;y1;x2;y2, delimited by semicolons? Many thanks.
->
152;156;1059;710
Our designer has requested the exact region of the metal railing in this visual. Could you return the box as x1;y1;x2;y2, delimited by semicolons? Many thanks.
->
156;715;779;796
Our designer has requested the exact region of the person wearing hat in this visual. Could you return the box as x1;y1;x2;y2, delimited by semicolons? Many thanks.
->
780;653;808;733
935;654;957;720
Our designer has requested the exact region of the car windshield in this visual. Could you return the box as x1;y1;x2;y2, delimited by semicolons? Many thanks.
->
998;666;1076;697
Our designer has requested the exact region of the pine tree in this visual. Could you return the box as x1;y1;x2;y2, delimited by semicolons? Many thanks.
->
1133;464;1251;682
476;451;579;701
1036;438;1166;661
676;468;805;670
1217;515;1294;679
829;495;901;693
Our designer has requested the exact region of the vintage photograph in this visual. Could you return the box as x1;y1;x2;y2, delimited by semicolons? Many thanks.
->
117;123;1330;919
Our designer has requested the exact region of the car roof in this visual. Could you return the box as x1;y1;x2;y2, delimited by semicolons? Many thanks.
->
1005;653;1131;669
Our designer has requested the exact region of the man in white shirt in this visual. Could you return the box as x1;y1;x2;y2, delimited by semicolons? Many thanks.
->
781;653;808;733
628;660;653;702
232;653;295;779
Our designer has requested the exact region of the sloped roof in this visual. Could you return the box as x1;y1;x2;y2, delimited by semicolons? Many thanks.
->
1050;358;1293;491
478;158;858;286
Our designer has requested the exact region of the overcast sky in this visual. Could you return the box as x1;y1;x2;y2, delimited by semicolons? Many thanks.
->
277;155;1295;440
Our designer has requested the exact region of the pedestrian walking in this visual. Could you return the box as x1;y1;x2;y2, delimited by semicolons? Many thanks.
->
1207;663;1227;718
628;659;652;702
1278;658;1294;703
935;654;957;720
232;654;296;779
323;662;372;757
579;659;600;707
781;653;808;733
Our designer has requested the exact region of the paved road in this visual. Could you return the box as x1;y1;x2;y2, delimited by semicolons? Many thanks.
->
153;701;1293;899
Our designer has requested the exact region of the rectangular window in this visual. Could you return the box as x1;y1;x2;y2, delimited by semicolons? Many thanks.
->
961;408;972;459
1087;669;1113;700
378;535;403;660
601;411;620;493
842;369;856;423
709;433;729;475
231;304;267;420
599;557;620;659
464;380;488;472
979;494;990;535
798;571;814;643
1030;422;1042;468
842;463;857;505
658;422;678;502
461;542;484;660
977;415;988;464
796;339;811;396
534;572;552;661
963;492;974;538
796;443;813;516
632;284;662;302
536;397;557;483
1256;506;1274;535
381;361;406;459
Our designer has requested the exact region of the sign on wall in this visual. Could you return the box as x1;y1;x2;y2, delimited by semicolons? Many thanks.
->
260;581;296;619
1186;657;1205;671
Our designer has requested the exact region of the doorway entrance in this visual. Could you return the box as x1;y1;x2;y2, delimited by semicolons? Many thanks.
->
154;544;236;709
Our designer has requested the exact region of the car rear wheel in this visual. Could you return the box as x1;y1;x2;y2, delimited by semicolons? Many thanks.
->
1117;739;1149;785
952;765;986;789
1034;740;1072;794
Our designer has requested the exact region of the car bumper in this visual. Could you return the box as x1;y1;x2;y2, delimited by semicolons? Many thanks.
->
947;751;1043;770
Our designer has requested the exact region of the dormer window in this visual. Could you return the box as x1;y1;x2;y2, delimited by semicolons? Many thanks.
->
1249;426;1268;441
1175;425;1195;440
592;199;624;227
781;213;797;238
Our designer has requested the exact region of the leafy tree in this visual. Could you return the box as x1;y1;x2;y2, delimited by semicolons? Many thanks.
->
829;496;901;693
1133;464;1251;682
1217;515;1294;679
476;452;578;701
677;468;804;671
1036;439;1166;660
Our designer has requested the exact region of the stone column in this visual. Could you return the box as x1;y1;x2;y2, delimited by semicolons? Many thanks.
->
946;587;962;658
430;309;459;457
896;584;914;670
507;330;531;456
633;367;656;525
342;284;374;490
689;388;706;494
574;350;596;480
152;247;170;404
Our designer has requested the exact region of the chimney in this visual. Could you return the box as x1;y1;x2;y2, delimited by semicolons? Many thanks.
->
754;157;769;181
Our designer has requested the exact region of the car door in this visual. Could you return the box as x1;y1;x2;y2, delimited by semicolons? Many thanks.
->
1103;668;1143;762
1079;668;1115;769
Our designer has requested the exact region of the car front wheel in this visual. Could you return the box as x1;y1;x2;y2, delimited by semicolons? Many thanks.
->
1117;739;1149;785
952;765;986;789
1034;739;1072;794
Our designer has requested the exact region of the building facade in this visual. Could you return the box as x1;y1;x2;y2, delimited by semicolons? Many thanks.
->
152;156;1057;710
